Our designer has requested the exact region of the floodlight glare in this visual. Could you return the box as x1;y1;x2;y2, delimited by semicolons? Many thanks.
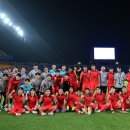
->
8;21;13;26
17;30;24;37
0;13;6;19
3;17;10;24
15;26;21;31
0;12;25;38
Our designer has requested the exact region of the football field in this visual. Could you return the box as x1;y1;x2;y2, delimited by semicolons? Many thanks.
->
1;111;130;130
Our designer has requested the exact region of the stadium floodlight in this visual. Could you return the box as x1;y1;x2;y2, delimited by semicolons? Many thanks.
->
15;26;21;31
0;13;6;19
0;12;25;38
3;17;10;24
8;21;13;27
17;30;24;37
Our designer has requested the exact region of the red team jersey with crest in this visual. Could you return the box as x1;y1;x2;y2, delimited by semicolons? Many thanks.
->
12;93;23;109
8;77;21;92
126;73;130;92
84;94;93;107
56;94;66;107
52;75;62;92
94;93;106;104
28;95;38;108
42;95;54;107
68;71;78;91
80;71;90;91
67;93;75;107
90;70;100;90
107;72;115;92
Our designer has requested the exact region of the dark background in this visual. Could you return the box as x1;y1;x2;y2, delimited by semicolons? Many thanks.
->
0;0;130;64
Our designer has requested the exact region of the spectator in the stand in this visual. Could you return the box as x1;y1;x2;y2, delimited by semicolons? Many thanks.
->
41;67;49;80
114;66;125;93
21;67;29;84
100;66;108;93
29;64;41;79
49;64;56;76
60;65;67;76
31;72;42;96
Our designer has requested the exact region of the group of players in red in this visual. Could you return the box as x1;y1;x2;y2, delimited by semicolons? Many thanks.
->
1;63;130;116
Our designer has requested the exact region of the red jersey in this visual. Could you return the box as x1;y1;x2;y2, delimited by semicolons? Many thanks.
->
60;77;70;86
84;94;93;106
94;93;106;104
12;93;23;108
28;95;38;108
120;92;130;103
126;73;130;92
42;95;54;106
80;71;90;90
67;93;75;107
90;70;100;90
56;94;66;105
68;71;78;91
8;77;21;91
74;93;81;103
126;73;130;82
108;93;119;103
52;75;62;92
107;72;114;87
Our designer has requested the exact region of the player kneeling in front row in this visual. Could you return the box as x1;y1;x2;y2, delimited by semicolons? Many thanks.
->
8;88;26;116
74;89;85;114
93;87;110;113
120;86;130;112
107;87;127;114
83;88;97;115
55;88;66;112
24;88;39;114
38;89;57;116
66;87;75;111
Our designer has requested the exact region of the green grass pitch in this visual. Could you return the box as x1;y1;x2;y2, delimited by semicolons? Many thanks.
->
1;111;130;130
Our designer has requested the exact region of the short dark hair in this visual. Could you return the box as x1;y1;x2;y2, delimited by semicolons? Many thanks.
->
85;88;90;91
33;63;38;66
16;73;21;77
117;66;121;69
25;78;30;82
47;74;52;78
30;88;36;91
56;70;60;73
3;73;8;77
35;72;41;76
122;86;126;89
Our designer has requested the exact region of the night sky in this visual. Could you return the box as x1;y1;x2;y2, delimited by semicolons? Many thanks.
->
0;0;130;64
